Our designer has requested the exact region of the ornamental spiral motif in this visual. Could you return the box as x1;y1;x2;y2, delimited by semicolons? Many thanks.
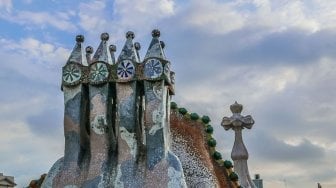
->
62;64;82;85
90;62;109;83
145;58;163;79
117;60;135;79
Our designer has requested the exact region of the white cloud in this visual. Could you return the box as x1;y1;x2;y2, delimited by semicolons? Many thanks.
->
0;36;65;187
182;1;245;34
254;0;319;32
78;1;108;34
0;9;77;31
113;0;175;26
0;0;12;12
0;37;69;72
78;0;176;42
0;120;63;187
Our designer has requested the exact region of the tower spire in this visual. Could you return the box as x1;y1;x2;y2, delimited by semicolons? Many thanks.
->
91;33;110;64
66;35;84;64
144;29;166;60
118;31;139;62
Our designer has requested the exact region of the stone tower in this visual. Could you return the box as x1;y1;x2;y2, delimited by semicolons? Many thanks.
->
42;30;186;187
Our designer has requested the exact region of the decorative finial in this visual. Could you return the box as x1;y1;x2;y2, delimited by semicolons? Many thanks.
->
152;29;160;37
76;35;84;43
134;42;141;50
109;44;116;52
230;101;243;114
86;46;93;54
101;32;109;41
160;41;165;49
126;31;135;39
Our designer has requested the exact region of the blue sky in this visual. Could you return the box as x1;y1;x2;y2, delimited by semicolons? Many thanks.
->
1;0;336;187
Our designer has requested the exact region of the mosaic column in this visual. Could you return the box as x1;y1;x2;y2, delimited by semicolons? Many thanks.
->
85;33;116;187
221;101;256;188
114;31;144;187
143;30;186;187
53;35;90;187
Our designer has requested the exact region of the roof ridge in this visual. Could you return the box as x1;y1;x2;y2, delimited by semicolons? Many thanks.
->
0;177;16;185
170;101;242;188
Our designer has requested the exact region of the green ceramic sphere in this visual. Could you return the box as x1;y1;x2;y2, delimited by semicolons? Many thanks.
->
207;138;217;147
206;126;214;134
213;151;222;160
178;108;188;115
190;113;200;120
201;115;211;124
229;172;239;181
224;160;233;169
170;102;178;109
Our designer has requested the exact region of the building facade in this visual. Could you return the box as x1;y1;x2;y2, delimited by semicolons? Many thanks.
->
0;173;16;188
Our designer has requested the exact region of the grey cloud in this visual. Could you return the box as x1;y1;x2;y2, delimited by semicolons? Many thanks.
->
26;108;63;136
226;29;336;65
248;131;325;164
160;26;336;72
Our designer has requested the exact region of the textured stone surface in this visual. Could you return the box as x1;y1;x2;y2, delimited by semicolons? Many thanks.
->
170;111;232;188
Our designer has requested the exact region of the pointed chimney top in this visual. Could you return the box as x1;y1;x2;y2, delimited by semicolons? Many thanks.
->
91;32;110;64
109;44;117;64
134;42;141;61
144;29;166;60
66;34;84;64
118;31;139;62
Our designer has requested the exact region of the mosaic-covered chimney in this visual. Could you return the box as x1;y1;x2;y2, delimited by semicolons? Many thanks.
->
41;30;186;187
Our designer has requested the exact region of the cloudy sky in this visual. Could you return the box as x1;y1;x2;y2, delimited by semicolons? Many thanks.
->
0;0;336;187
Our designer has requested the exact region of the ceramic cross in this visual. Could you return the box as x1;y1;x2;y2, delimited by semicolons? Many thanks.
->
221;101;256;188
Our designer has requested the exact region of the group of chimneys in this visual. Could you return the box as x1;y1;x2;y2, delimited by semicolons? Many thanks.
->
66;29;167;66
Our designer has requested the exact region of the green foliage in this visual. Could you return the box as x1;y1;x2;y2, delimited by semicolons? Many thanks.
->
207;138;217;147
178;107;188;115
213;151;222;160
190;113;199;120
201;115;211;124
223;160;233;169
170;102;178;109
229;172;239;181
206;125;214;134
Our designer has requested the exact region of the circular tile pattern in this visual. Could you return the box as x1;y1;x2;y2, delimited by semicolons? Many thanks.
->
117;59;135;79
90;62;109;83
144;58;163;79
62;64;82;85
